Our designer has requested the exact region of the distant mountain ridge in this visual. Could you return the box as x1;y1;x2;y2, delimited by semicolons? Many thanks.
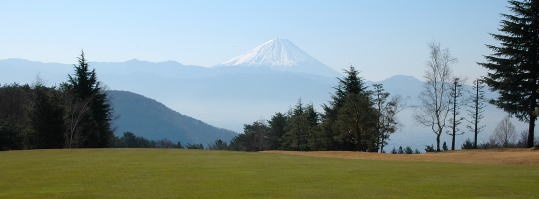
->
2;40;534;150
107;90;236;145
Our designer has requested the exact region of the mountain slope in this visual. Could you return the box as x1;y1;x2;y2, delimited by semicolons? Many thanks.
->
221;38;339;77
1;58;534;150
107;90;236;145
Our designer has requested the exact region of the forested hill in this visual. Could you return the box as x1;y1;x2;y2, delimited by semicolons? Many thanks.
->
107;90;237;145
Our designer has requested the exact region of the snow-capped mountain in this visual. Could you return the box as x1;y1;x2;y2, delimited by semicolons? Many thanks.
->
221;38;339;77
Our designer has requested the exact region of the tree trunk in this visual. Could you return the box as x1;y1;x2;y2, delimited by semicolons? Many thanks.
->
436;134;441;152
474;81;479;149
451;131;455;150
380;137;385;153
452;98;456;150
528;113;536;148
451;78;457;150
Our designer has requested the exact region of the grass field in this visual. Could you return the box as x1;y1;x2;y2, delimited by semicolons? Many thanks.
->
0;149;538;199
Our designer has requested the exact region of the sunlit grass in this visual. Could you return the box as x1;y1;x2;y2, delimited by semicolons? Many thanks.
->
0;149;537;199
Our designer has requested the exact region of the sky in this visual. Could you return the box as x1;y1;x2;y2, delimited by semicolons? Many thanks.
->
0;0;509;81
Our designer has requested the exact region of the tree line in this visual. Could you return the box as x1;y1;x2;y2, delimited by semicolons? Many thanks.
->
1;0;536;152
0;52;114;150
416;0;538;151
227;67;401;152
113;131;207;149
228;0;538;152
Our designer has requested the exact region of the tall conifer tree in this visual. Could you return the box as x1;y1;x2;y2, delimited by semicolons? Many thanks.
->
322;66;377;151
64;51;113;148
479;0;539;147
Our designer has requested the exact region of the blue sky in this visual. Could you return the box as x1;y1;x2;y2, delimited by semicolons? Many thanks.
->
0;0;508;81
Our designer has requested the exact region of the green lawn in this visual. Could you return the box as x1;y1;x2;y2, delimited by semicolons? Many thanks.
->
0;149;537;199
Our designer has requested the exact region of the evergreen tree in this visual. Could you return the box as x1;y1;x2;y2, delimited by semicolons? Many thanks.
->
335;93;378;151
268;112;287;150
32;85;65;149
185;143;204;149
304;104;322;150
63;51;113;148
479;0;539;147
461;138;475;149
414;149;421;154
209;139;229;150
404;146;414;154
425;144;435;152
0;84;34;150
229;121;270;151
322;66;376;151
114;132;155;148
283;100;308;150
391;147;398;154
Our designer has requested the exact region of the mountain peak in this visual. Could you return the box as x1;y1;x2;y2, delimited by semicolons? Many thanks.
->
221;39;339;77
222;38;320;67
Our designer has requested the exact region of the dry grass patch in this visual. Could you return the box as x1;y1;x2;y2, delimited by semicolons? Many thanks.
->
262;148;539;165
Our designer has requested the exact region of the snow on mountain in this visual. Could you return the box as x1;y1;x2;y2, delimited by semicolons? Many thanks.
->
221;38;339;77
223;38;314;66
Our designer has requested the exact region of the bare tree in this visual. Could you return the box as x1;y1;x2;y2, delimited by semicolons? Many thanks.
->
373;84;401;153
63;91;94;148
491;116;517;147
517;130;529;148
466;78;486;148
448;77;465;150
415;42;456;151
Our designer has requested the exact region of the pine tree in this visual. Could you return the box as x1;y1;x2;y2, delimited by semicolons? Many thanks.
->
283;100;308;150
335;93;378;151
0;84;34;149
322;66;377;151
64;51;113;148
303;104;319;150
268;112;287;150
479;0;539;148
240;121;270;151
32;85;65;149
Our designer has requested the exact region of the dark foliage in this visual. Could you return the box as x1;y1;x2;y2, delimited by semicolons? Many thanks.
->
229;121;270;151
425;145;436;152
479;0;539;147
32;85;66;149
0;83;68;150
230;66;400;152
0;51;114;150
185;143;204;149
63;51;113;148
461;138;475;149
208;139;229;150
113;132;155;148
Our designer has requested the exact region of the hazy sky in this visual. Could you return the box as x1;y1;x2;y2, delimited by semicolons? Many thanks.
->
1;0;508;81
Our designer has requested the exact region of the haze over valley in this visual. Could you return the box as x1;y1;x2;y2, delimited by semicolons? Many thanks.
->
1;38;532;149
